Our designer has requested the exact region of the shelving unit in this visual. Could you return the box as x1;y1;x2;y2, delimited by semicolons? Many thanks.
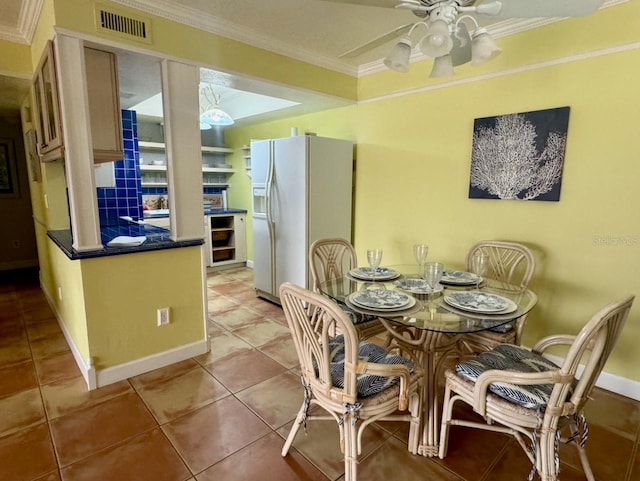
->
138;142;236;186
241;144;251;175
205;214;247;267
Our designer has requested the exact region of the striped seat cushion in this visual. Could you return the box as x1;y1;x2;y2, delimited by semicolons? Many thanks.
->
455;344;560;409
328;335;413;397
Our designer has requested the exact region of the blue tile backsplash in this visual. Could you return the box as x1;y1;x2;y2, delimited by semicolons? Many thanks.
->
97;110;143;226
97;110;226;227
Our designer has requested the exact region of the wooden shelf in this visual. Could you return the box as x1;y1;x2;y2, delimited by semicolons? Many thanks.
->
139;141;233;154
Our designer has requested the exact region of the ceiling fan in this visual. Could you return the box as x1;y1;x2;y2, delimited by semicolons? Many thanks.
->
320;0;606;77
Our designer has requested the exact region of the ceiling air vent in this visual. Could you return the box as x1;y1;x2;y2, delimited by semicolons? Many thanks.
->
95;5;152;44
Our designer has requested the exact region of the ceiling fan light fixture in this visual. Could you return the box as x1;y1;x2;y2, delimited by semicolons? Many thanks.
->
470;28;502;66
419;19;453;58
383;36;412;73
200;121;212;131
429;54;455;78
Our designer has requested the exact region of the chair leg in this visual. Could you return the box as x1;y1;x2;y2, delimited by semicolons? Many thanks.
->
281;403;306;456
438;384;454;459
343;413;358;481
574;441;596;481
538;429;557;481
407;390;422;454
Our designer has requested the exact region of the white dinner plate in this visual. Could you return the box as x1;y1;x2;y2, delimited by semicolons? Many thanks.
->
393;278;443;295
349;289;415;311
440;270;482;286
348;267;400;281
444;291;518;314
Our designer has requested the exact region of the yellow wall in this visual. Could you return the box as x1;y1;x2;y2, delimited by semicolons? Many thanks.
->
0;40;32;75
226;4;640;381
81;246;205;368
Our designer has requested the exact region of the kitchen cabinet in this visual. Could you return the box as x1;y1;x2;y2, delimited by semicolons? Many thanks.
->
85;47;124;163
139;141;235;186
32;40;64;162
31;41;123;163
204;213;246;268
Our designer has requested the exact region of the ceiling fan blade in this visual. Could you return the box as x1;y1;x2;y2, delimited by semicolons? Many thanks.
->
339;23;414;58
485;0;606;18
450;23;471;67
318;0;400;8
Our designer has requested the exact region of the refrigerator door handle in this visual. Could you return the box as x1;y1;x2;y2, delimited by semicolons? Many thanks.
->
265;141;277;295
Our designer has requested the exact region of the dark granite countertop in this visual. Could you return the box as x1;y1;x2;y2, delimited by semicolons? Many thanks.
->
48;221;204;260
142;208;247;219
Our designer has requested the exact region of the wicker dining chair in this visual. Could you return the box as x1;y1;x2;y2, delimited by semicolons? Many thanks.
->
309;237;386;339
279;282;422;481
439;295;634;481
460;240;536;353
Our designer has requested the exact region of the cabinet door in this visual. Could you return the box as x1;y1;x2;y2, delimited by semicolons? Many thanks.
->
85;48;124;163
234;214;247;262
33;41;64;161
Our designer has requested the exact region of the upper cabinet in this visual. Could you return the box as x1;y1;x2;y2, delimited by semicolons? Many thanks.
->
31;41;124;163
85;47;124;163
32;41;64;162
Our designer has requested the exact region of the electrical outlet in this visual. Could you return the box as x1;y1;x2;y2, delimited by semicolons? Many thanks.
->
44;194;49;209
57;287;63;301
11;240;20;249
157;307;170;326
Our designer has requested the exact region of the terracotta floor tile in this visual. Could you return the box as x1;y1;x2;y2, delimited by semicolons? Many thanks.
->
163;396;271;473
276;417;391;480
33;351;81;385
60;428;190;481
210;306;264;330
196;431;329;481
34;471;62;481
236;371;302;429
129;359;199;390
203;348;287;393
50;391;158;466
0;422;58;481
0;359;38;397
26;318;63;341
0;333;31;366
356;436;463;481
0;387;46;436
208;280;249;296
136;367;230;424
41;376;133;420
257;336;299;369
232;317;291;347
30;331;71;359
206;297;240;315
22;305;56;324
194;331;253;365
586;387;640;439
251;299;284;318
558;422;633;481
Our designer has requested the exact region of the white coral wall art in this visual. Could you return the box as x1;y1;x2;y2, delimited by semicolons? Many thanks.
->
469;106;570;201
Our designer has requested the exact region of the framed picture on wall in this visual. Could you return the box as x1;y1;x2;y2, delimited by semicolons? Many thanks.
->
0;138;20;198
468;106;570;201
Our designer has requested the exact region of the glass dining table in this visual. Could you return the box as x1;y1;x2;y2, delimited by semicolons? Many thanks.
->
318;264;538;457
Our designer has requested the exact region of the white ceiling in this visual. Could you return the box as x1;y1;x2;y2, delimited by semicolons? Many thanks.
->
0;0;622;121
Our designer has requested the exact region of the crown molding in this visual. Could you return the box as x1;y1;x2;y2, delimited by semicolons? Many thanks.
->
111;0;359;76
0;0;43;44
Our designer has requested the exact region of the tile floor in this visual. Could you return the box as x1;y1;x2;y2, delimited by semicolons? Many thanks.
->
1;266;639;481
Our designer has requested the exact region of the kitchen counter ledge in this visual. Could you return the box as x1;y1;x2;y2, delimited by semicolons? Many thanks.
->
48;224;204;260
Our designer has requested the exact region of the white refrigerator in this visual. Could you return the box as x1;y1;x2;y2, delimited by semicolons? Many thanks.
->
251;135;353;303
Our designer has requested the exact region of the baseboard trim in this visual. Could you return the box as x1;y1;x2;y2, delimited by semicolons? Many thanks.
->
41;282;209;390
95;339;209;388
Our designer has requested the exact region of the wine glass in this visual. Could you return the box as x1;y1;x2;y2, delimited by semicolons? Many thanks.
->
366;249;383;281
424;262;444;292
413;244;429;275
471;251;489;290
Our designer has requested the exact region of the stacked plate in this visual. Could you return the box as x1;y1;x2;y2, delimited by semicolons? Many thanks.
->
393;278;443;295
443;291;517;314
348;267;400;281
440;270;482;286
348;289;415;311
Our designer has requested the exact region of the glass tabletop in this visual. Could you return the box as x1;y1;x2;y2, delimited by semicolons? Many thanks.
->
318;264;538;334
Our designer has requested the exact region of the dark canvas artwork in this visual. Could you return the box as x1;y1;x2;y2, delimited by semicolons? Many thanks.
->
469;106;570;201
